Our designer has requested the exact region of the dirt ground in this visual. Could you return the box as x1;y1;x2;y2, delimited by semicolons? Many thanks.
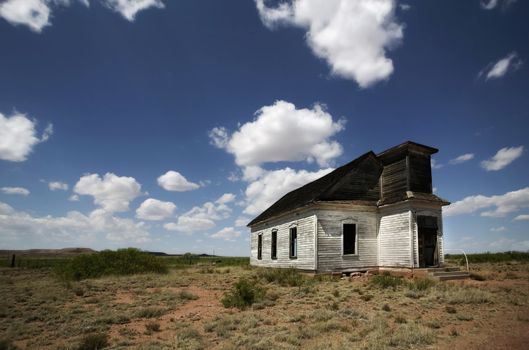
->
0;262;528;349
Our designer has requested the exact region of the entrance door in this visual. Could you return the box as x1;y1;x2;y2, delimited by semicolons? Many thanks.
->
417;216;438;268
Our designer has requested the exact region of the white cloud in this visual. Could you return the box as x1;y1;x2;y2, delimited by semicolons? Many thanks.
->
208;127;229;149
0;187;30;196
0;0;163;32
480;52;523;80
444;187;529;218
0;0;51;32
211;227;241;241
211;100;345;168
480;0;517;10
216;193;236;204
488;238;529;252
244;167;333;215
399;3;410;11
0;112;52;162
431;159;443;169
136;198;176;221
480;146;523;171
449;153;474;165
69;194;80;202
73;173;142;213
101;0;164;21
0;203;150;246
255;0;404;88
48;181;68;191
513;214;529;221
490;226;506;232
157;171;200;192
164;193;233;234
235;216;251;227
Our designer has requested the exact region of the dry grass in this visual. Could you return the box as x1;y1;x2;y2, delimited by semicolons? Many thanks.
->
0;261;528;349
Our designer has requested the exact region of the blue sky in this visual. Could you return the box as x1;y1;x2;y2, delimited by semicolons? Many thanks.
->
0;0;528;256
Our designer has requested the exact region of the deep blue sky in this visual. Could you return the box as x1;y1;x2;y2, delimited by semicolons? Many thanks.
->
0;0;528;255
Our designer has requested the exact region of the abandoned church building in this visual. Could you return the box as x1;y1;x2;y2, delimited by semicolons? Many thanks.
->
248;141;450;273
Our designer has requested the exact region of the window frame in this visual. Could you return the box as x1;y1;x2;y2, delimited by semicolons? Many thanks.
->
257;233;263;260
271;229;278;260
342;221;358;256
289;226;298;259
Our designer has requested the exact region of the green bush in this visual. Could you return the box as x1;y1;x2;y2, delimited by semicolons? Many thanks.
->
370;274;404;290
55;248;168;281
256;268;306;287
77;333;109;350
445;251;529;264
222;278;265;309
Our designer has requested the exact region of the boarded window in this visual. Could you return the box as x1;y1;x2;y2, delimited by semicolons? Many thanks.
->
343;223;356;255
289;227;297;258
271;230;277;260
257;234;262;260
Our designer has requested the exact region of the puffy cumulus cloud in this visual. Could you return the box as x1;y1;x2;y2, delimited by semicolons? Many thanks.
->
101;0;164;21
73;173;142;212
210;101;345;168
513;214;529;221
235;216;251;227
0;0;163;32
481;146;523;171
0;0;51;32
157;171;200;192
48;181;68;191
69;194;80;202
0;203;150;246
255;0;404;88
444;187;529;218
164;194;233;234
216;193;236;204
449;153;474;165
211;227;241;241
0;112;52;162
136;198;176;221
0;187;30;196
244;167;333;215
479;52;523;80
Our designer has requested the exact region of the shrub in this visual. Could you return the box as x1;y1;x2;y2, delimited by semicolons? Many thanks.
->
445;306;457;314
55;248;168;281
77;333;109;350
382;304;391;312
408;278;436;291
177;291;198;301
256;268;306;287
469;272;486;281
145;321;161;333
370;274;403;290
0;339;18;350
221;278;265;309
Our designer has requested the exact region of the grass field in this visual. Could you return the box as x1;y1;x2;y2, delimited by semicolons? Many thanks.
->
0;252;528;349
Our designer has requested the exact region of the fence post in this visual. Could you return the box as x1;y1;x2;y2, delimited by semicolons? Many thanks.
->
11;254;15;268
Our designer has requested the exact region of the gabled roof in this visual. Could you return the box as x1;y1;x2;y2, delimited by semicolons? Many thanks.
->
247;151;383;226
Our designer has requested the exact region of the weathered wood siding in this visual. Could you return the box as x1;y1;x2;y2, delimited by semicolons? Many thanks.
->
381;157;407;202
378;208;412;267
250;211;316;270
409;153;432;193
316;208;378;272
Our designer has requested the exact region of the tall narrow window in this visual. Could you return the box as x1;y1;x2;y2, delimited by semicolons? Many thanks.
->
257;234;262;260
271;230;277;260
289;227;297;259
343;223;356;255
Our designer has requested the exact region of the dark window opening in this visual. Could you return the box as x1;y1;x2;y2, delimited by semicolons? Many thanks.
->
289;227;297;259
257;234;262;260
343;223;356;255
271;231;277;260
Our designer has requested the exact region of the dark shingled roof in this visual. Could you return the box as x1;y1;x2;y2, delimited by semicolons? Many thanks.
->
247;141;449;227
247;151;382;226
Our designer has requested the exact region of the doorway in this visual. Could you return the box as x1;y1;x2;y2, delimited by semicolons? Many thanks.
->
417;216;438;268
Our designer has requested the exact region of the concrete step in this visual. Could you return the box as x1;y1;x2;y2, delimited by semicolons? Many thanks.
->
426;267;461;273
429;270;467;277
434;272;470;281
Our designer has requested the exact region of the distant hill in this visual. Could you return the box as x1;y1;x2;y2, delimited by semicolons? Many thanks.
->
0;248;96;257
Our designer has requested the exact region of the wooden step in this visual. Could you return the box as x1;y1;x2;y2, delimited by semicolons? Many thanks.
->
426;267;461;273
431;272;470;281
429;270;466;277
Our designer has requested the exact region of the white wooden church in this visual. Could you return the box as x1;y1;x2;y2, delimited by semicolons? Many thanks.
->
247;141;450;273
